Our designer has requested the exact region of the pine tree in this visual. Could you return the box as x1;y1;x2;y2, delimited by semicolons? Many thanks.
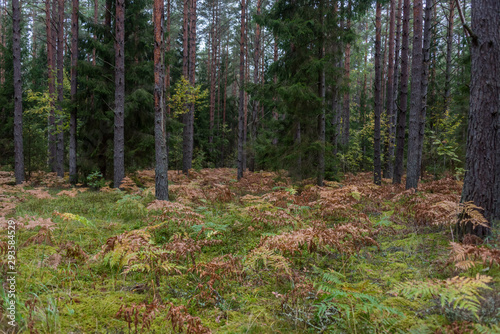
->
12;0;24;184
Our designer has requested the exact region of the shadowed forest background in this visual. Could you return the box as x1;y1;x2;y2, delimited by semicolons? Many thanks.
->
0;0;499;332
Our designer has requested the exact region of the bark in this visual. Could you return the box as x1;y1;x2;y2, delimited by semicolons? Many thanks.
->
405;0;423;190
249;0;262;172
383;0;396;178
13;0;24;184
341;3;351;149
46;0;56;171
114;0;125;188
374;1;382;185
55;0;64;178
460;0;500;236
237;0;246;180
317;0;325;186
208;1;215;149
417;0;433;179
393;0;410;184
69;0;78;184
165;0;171;116
154;0;168;200
444;0;454;112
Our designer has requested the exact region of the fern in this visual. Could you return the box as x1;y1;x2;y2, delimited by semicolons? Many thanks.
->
391;274;492;319
317;269;403;332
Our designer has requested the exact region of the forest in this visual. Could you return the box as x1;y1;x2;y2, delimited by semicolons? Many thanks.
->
0;0;499;332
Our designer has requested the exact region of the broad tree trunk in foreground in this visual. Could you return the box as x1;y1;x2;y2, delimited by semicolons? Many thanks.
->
373;1;382;185
13;0;24;184
154;0;168;200
405;0;423;190
460;0;500;237
114;0;125;188
69;0;79;184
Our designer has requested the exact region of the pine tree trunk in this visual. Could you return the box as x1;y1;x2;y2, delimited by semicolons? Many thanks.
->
13;0;24;184
154;0;168;200
406;0;423;190
417;0;433;179
393;0;410;184
46;0;56;172
249;0;262;173
341;11;351;149
460;0;500;237
69;0;78;184
444;0;454;112
114;0;125;188
374;1;382;185
383;0;396;178
317;0;325;186
237;0;246;180
55;0;64;178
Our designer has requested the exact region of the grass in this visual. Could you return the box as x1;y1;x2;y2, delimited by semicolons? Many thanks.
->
0;169;499;333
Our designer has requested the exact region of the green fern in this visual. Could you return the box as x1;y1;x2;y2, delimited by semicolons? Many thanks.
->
390;274;492;319
317;269;404;332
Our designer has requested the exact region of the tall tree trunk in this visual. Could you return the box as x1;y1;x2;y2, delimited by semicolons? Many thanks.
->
208;1;215;150
460;0;500;237
444;0;454;112
317;0;325;186
383;0;396;178
237;0;246;180
165;0;171;117
154;0;168;200
417;0;433;179
374;1;382;185
55;0;64;177
46;0;56;172
114;0;125;188
69;0;78;184
393;0;410;184
249;0;262;172
13;0;24;184
405;0;423;190
341;1;351;149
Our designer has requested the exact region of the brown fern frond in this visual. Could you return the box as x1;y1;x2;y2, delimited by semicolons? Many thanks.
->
449;242;500;270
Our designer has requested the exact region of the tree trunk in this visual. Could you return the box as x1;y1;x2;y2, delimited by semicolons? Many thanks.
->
249;0;262;172
405;0;423;190
69;0;78;184
55;0;64;178
165;0;171;117
317;0;325;186
46;0;56;172
114;0;125;188
13;0;24;184
383;0;396;179
374;1;382;185
237;0;246;180
340;1;351;149
393;0;410;184
444;0;454;112
460;0;500;237
154;0;168;200
417;0;433;179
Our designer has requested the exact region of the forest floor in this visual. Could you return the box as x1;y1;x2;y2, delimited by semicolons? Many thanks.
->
0;168;499;333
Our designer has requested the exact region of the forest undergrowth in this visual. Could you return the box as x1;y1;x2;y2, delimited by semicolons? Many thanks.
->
0;169;499;333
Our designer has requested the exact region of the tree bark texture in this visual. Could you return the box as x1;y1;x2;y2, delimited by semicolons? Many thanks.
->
374;1;382;185
405;0;423;190
55;0;64;178
393;0;410;184
461;0;500;236
154;0;168;200
114;0;125;188
237;0;246;180
69;0;78;184
383;0;396;179
13;0;24;184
